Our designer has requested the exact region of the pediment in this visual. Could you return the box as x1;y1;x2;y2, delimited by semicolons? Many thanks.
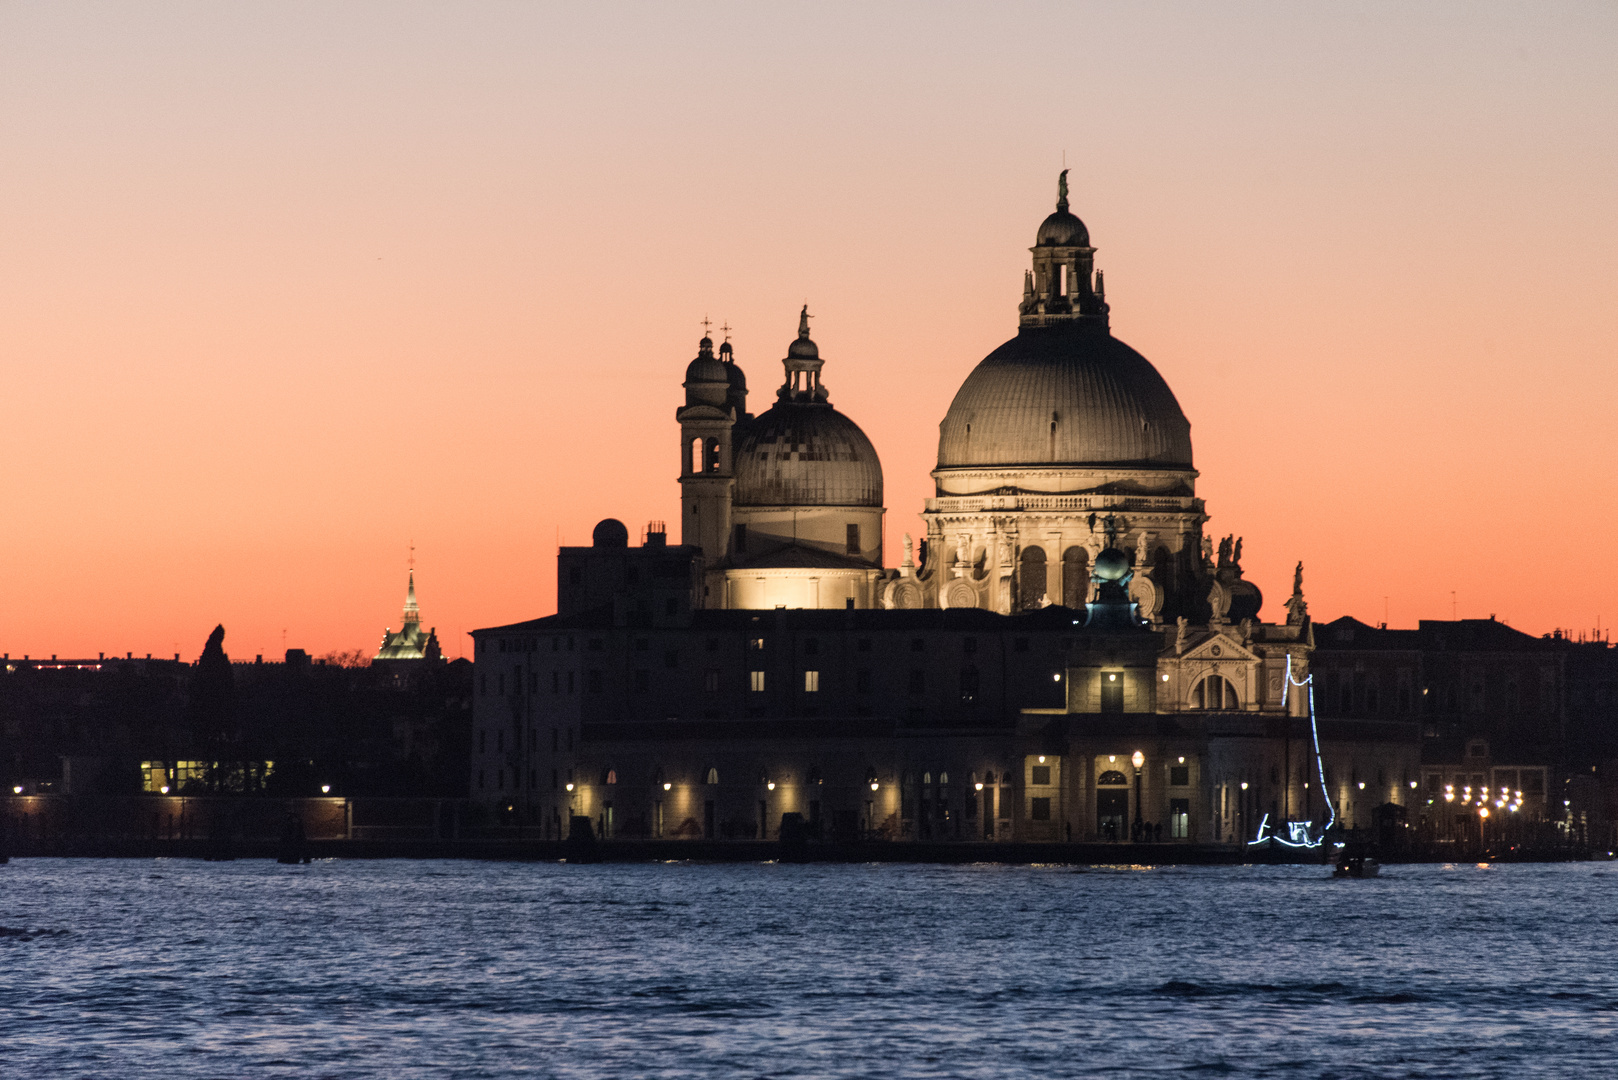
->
1182;631;1259;664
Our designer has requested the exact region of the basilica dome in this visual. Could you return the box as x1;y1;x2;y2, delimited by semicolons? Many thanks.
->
936;321;1193;470
734;404;882;507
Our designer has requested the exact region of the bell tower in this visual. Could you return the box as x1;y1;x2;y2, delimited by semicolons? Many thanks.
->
676;329;745;587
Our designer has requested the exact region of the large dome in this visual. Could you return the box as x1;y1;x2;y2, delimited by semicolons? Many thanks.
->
734;403;883;507
937;322;1193;470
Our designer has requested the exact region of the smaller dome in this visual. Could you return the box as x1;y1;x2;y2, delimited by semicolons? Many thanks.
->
1093;547;1130;582
733;405;882;507
1037;209;1089;247
685;337;728;385
592;519;629;548
787;336;819;361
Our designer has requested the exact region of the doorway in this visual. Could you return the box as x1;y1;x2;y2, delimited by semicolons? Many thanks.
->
1097;788;1128;841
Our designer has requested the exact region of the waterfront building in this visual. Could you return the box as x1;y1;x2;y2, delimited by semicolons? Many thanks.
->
467;177;1439;845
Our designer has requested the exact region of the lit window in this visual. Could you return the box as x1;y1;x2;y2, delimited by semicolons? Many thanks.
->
804;670;820;692
1170;799;1190;838
750;670;767;692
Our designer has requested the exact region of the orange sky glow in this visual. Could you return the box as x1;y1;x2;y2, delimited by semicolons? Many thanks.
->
2;3;1615;661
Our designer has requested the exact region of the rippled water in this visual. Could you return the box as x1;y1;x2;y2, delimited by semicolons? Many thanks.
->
1;858;1615;1078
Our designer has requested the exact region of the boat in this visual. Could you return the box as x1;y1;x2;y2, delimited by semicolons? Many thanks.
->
1332;851;1380;878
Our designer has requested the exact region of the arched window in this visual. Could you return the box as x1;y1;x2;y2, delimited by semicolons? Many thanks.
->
1097;770;1128;786
1062;547;1089;608
1190;676;1239;711
705;437;721;473
705;767;719;785
605;769;618;785
1019;546;1048;609
983;771;996;785
689;436;703;475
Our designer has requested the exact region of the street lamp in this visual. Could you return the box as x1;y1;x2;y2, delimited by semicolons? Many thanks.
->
1131;751;1145;840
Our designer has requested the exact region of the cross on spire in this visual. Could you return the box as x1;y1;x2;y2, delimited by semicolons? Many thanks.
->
408;541;415;571
700;316;713;337
719;322;731;342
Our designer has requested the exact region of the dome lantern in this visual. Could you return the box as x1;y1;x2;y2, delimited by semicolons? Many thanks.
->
778;305;828;403
1020;169;1108;327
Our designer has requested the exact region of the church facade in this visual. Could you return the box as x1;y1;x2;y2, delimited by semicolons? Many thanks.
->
469;177;1422;846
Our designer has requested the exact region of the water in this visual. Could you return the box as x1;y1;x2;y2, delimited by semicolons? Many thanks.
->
1;859;1614;1078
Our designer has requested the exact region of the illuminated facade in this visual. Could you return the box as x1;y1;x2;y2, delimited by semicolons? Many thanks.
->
678;308;885;611
374;572;442;665
469;178;1426;846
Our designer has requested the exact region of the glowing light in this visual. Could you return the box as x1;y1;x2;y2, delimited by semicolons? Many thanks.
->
974;782;983;791
1132;751;1144;768
663;782;672;791
1161;674;1170;682
1052;673;1061;682
870;781;879;791
1107;673;1117;682
1038;755;1046;764
565;782;575;792
321;785;331;794
1177;756;1185;764
12;785;22;794
766;782;775;791
1108;755;1116;763
1250;654;1335;848
1357;782;1365;790
1409;781;1418;789
1240;782;1249;791
159;786;169;794
1479;807;1490;819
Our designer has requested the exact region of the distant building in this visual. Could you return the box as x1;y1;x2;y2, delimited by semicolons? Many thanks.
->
374;572;443;682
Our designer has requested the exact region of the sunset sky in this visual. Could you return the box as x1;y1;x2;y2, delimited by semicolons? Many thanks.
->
2;3;1615;662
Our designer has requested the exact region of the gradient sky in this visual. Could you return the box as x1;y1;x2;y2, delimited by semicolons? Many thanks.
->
2;2;1615;661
